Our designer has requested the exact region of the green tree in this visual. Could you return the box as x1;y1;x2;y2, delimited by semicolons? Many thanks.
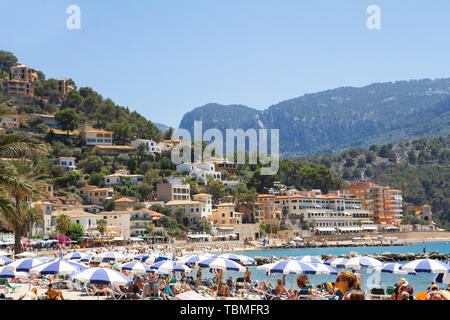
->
0;51;18;76
66;222;84;243
78;155;104;174
55;108;79;134
204;177;226;205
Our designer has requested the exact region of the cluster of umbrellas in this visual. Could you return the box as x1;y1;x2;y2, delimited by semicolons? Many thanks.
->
255;255;450;289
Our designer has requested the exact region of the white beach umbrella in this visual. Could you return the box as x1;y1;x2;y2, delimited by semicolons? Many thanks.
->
29;259;83;276
6;258;45;272
0;266;30;279
294;255;324;264
216;254;255;265
345;256;383;269
197;258;246;273
69;267;133;286
0;255;13;266
150;260;192;273
92;251;128;262
15;252;37;258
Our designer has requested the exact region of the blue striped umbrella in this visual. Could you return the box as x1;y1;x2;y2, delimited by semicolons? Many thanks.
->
435;273;450;284
345;256;383;269
197;258;246;272
313;263;338;275
62;252;90;260
6;258;45;272
324;258;356;269
80;254;94;263
65;261;89;271
0;255;13;266
0;266;30;279
69;267;133;286
93;252;128;262
150;260;192;273
176;254;216;266
216;254;255;265
133;254;149;262
259;260;318;275
294;255;324;264
121;262;154;274
375;263;416;275
29;259;84;276
400;259;450;273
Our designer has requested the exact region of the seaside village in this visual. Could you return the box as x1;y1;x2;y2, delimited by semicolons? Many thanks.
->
0;62;449;302
0;64;439;250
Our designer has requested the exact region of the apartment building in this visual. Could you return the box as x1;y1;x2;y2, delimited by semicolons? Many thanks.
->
156;182;190;202
340;180;403;226
165;199;209;229
405;204;433;224
203;157;238;176
10;65;40;82
104;169;143;186
81;129;113;146
56;79;75;95
2;79;34;97
80;185;114;206
209;203;243;225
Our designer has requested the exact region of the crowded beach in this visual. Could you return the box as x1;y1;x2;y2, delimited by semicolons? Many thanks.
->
0;241;449;301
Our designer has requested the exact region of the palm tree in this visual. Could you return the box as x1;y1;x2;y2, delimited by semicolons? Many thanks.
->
1;160;46;255
96;219;107;246
22;203;44;240
56;214;70;238
146;221;155;238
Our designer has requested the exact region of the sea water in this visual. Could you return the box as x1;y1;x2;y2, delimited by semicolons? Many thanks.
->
203;241;450;295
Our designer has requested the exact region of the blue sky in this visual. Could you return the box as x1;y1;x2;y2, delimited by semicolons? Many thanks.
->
2;0;450;128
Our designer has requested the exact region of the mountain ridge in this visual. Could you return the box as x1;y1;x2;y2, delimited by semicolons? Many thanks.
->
179;78;450;157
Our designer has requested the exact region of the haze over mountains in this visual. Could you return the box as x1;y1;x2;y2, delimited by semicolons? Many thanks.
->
178;78;450;158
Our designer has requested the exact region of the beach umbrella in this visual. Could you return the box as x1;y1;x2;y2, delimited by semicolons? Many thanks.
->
0;266;30;279
259;260;318;275
15;252;37;258
69;267;133;286
400;259;450;273
324;258;354;269
150;260;192;273
294;255;324;264
345;256;383;269
62;252;90;260
65;261;89;271
216;254;255;265
434;273;450;285
29;259;83;276
400;258;450;287
0;250;12;256
80;254;95;263
197;258;246;272
293;237;303;241
121;262;154;274
313;263;338;275
175;254;212;266
376;263;416;275
6;258;44;272
0;255;13;266
134;254;149;262
92;251;128;263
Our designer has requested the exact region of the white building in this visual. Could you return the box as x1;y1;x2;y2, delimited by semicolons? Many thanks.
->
176;162;221;183
131;139;163;154
104;169;143;186
57;157;77;172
